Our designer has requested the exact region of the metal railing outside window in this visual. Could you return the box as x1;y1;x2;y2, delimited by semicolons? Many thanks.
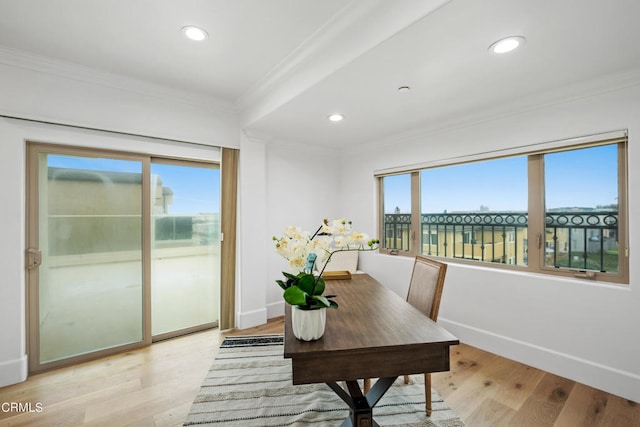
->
383;210;618;273
545;210;619;272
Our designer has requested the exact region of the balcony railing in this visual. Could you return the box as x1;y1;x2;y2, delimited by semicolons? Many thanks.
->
421;212;528;265
545;211;618;272
48;214;219;256
383;214;412;251
383;210;619;272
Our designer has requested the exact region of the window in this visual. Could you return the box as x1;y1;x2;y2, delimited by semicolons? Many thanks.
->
377;132;628;284
542;144;621;274
420;156;528;264
380;173;414;253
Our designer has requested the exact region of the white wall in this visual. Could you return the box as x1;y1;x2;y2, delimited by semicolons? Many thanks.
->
262;139;342;319
0;53;238;387
343;83;640;403
0;119;29;388
235;133;269;328
0;48;239;148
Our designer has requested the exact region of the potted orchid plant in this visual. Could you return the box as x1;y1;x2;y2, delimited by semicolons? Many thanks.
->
273;218;379;340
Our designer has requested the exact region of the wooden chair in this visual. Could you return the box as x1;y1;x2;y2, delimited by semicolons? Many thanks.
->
363;255;448;416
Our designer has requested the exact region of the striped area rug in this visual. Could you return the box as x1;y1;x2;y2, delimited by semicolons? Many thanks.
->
184;334;465;427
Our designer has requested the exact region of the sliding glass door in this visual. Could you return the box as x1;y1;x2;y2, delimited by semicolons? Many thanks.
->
150;160;220;338
27;144;220;372
27;147;147;370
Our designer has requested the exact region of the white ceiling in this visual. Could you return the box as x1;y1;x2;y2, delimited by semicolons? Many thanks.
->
1;0;640;148
0;0;347;102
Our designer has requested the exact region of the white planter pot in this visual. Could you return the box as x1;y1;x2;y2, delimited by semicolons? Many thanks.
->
291;306;326;341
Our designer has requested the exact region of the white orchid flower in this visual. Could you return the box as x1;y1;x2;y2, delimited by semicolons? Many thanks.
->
274;219;378;275
289;256;307;274
322;218;352;235
348;231;370;247
332;235;349;249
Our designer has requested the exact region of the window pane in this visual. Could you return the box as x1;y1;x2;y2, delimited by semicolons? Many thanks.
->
151;162;220;336
544;144;619;272
39;154;143;363
420;157;528;265
382;174;412;251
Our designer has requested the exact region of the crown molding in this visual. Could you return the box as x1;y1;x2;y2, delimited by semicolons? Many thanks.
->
0;45;237;114
236;0;451;127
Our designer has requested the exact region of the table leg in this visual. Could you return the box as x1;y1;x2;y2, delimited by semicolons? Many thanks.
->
327;377;397;427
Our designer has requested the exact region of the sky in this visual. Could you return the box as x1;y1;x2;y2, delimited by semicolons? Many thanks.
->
48;155;220;214
48;143;617;216
384;144;618;213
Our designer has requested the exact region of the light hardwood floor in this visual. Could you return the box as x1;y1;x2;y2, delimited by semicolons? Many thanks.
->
1;317;638;426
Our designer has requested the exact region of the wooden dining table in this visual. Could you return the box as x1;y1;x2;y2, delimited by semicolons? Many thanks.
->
284;273;459;427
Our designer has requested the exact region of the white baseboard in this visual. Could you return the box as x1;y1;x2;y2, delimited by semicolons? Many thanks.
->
236;307;268;330
438;317;640;403
266;300;284;320
0;354;28;388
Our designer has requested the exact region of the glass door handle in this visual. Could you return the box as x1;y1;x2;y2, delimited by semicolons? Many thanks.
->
26;248;42;270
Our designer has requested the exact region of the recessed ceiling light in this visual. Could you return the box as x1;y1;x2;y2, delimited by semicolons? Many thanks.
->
328;114;344;122
182;26;209;41
398;86;411;93
488;36;525;54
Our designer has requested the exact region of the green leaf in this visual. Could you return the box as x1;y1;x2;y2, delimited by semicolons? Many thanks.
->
308;295;339;309
312;277;325;295
311;295;331;308
276;279;288;290
282;271;298;280
283;286;307;306
305;296;319;308
296;274;316;294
